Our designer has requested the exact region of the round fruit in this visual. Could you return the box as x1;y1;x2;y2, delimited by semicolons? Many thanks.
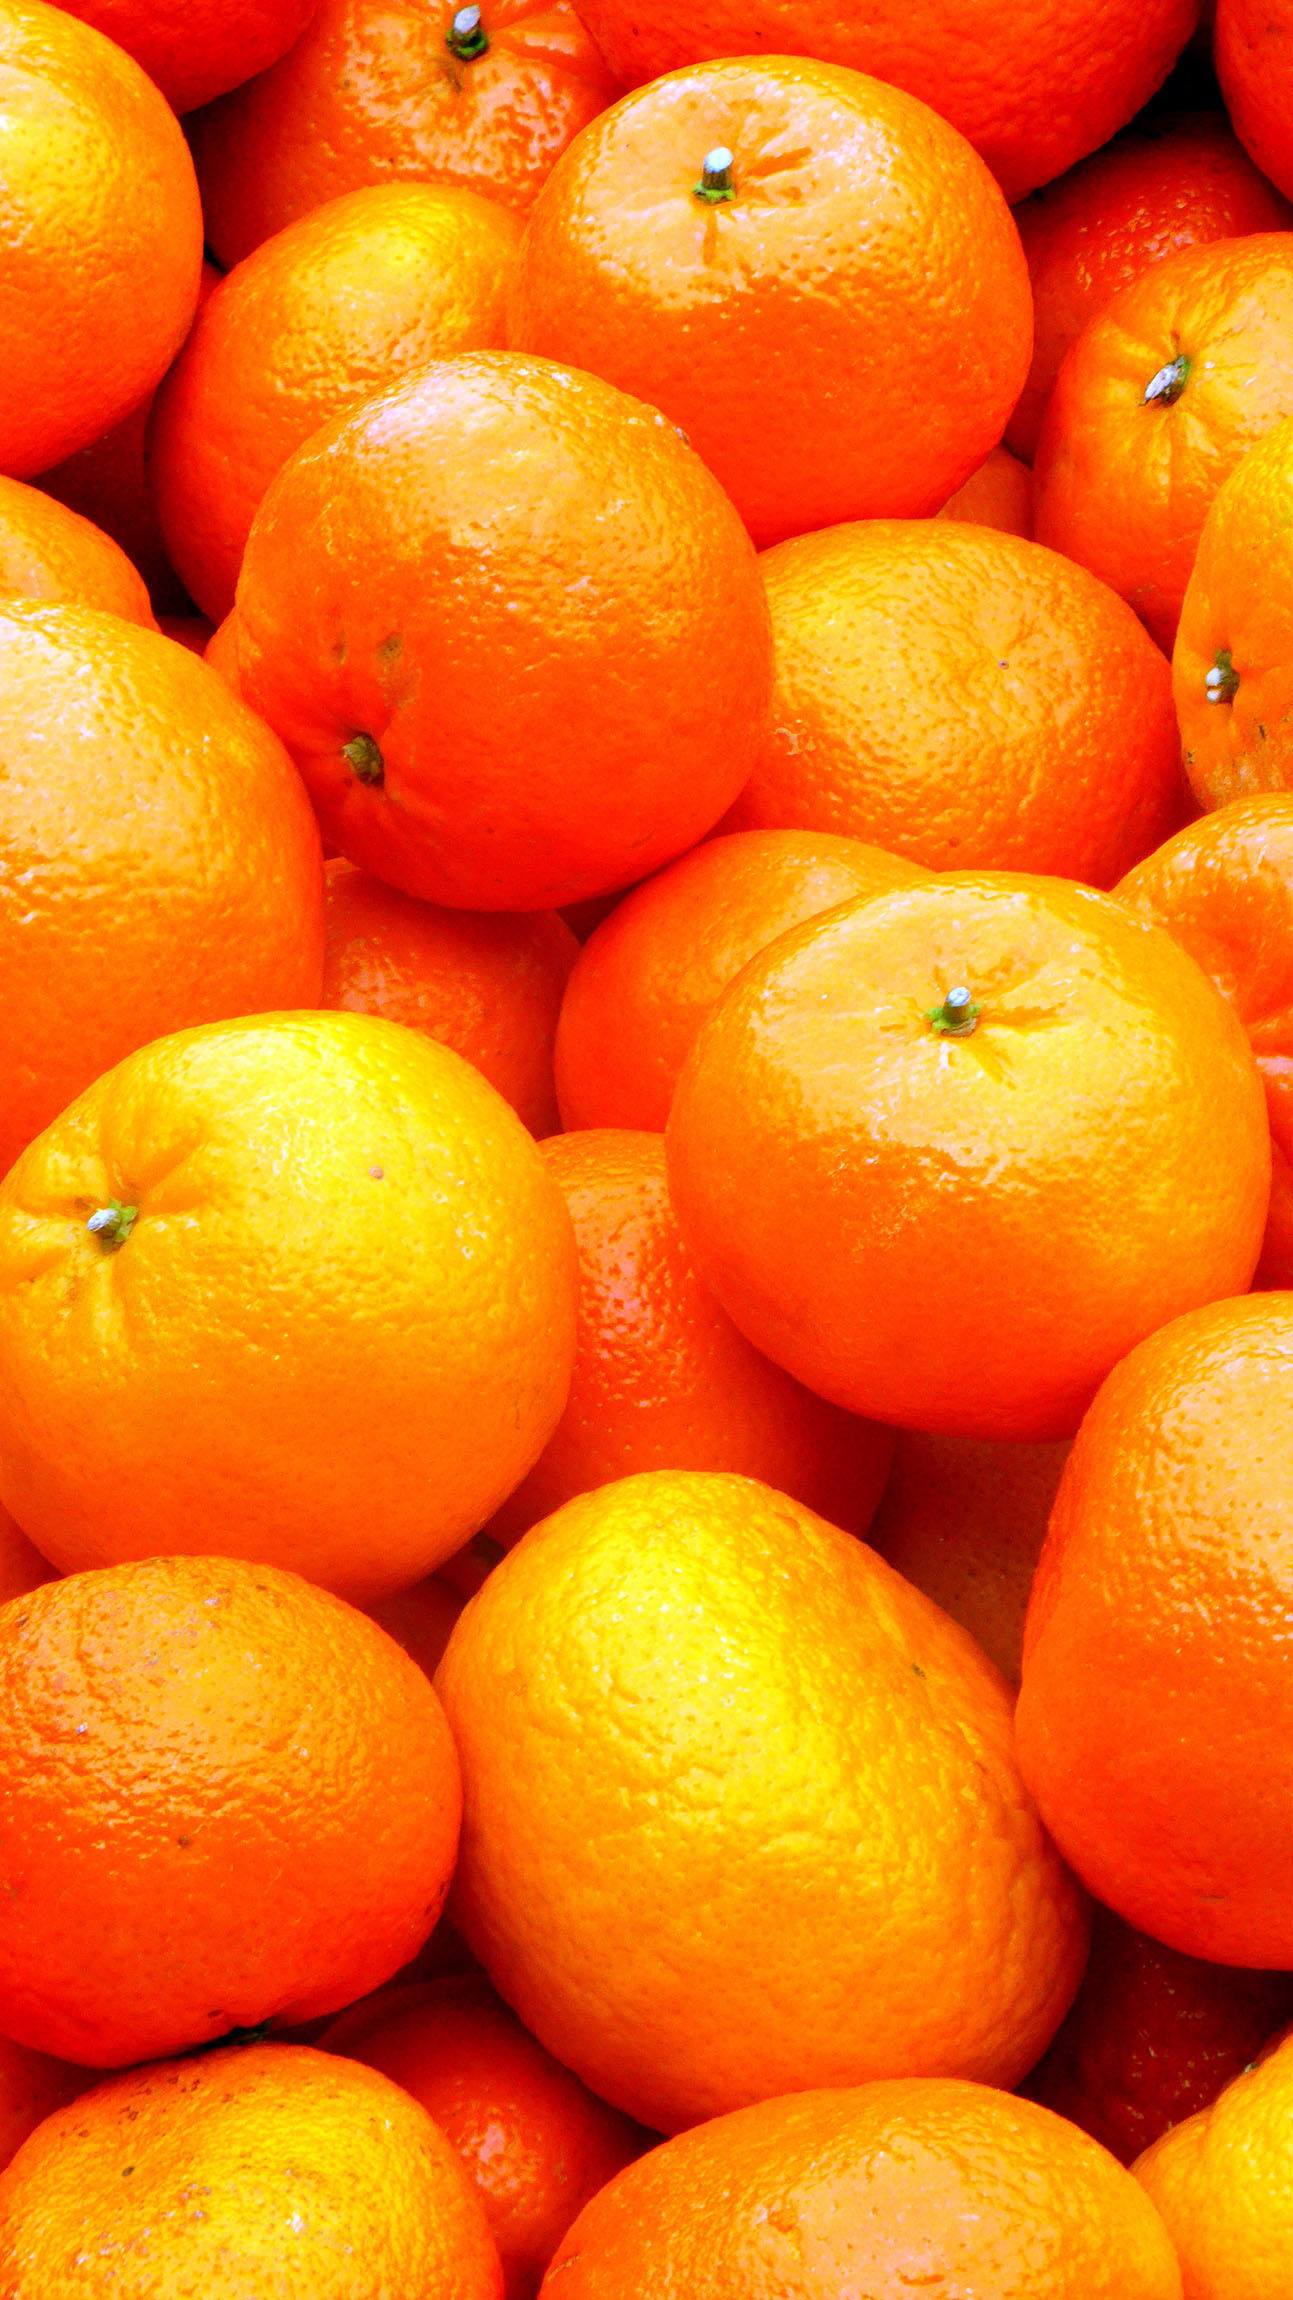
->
436;1470;1086;2133
1135;2029;1293;2298
510;59;1031;547
1173;422;1293;810
235;355;771;910
936;444;1034;534
1217;0;1293;203
0;1011;578;1602
57;0;322;111
0;477;153;623
724;522;1186;881
666;874;1269;1440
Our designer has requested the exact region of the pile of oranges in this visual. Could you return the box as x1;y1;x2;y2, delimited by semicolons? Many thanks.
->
8;0;1293;2290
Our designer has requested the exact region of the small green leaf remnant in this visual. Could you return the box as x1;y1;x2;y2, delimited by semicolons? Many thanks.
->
926;986;981;1038
343;733;384;787
1142;353;1190;406
446;3;488;58
86;1201;138;1252
695;146;737;204
1205;648;1239;706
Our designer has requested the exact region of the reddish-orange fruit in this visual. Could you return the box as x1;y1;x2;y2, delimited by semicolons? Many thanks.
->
0;2041;89;2176
236;355;771;910
509;59;1031;548
489;1132;895;1544
1218;0;1293;204
325;1973;644;2298
367;1576;465;1682
323;861;577;1137
204;608;242;689
868;1433;1068;1684
1135;2029;1293;2298
1018;1292;1293;1966
0;2044;504;2296
1172;421;1293;811
541;2080;1182;2298
0;1507;53;1607
193;0;619;270
936;444;1034;534
1034;234;1293;652
0;476;153;623
0;0;203;476
666;875;1269;1441
555;829;926;1133
58;0;322;111
725;522;1185;881
152;183;522;622
1009;113;1288;460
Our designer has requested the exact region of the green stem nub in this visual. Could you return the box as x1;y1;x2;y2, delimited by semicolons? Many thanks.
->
1143;353;1190;406
694;146;736;203
86;1201;138;1252
1205;647;1239;706
446;4;488;57
343;732;385;787
927;986;980;1038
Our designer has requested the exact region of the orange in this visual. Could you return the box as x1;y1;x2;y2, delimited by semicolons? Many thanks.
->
0;1506;53;1607
724;522;1186;882
0;1557;462;2065
1117;796;1293;1284
0;476;153;623
436;1469;1086;2133
665;874;1269;1441
936;444;1034;534
367;1575;466;1682
1136;2028;1293;2297
204;607;242;690
1026;1905;1293;2167
868;1433;1069;1684
0;2043;504;2296
58;0;324;112
1218;0;1293;204
0;0;202;475
323;861;577;1137
235;355;772;910
489;1132;895;1544
509;60;1031;548
1009;112;1289;460
565;0;1197;202
0;1011;578;1603
0;2042;89;2176
542;2079;1182;2299
0;602;325;1180
1018;1292;1293;1966
325;1973;644;2298
151;183;522;622
193;0;619;270
1172;420;1293;810
1034;233;1293;652
554;829;926;1133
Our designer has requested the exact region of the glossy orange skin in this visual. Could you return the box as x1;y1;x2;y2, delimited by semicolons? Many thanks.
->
0;2043;90;2177
1034;234;1293;652
1019;1293;1293;1966
489;1133;895;1544
1173;422;1293;810
325;1974;644;2299
555;830;926;1133
0;1507;54;1607
1135;2030;1293;2298
0;2044;504;2297
510;60;1031;548
1117;797;1293;1284
1218;0;1293;204
59;0;322;111
542;2079;1181;2298
0;1559;462;2066
0;602;324;1180
367;1576;465;1682
567;0;1197;202
324;861;576;1137
868;1433;1069;1684
152;184;522;622
1009;113;1288;460
0;1;202;476
726;522;1186;882
0;477;153;623
1026;1906;1293;2167
666;875;1269;1440
0;1012;578;1602
437;1470;1086;2133
193;0;619;269
936;444;1034;534
236;355;771;910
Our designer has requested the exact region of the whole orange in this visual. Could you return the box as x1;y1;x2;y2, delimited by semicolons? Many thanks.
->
489;1133;895;1544
235;355;771;910
0;477;153;623
554;829;926;1133
151;183;522;622
1135;2029;1293;2297
1218;0;1293;203
58;0;323;111
666;875;1269;1440
936;444;1034;534
1172;422;1293;810
509;59;1031;547
724;522;1186;881
0;0;202;475
0;2042;89;2177
0;1012;578;1602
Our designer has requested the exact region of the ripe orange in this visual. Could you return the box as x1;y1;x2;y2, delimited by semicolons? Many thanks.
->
323;861;577;1137
0;1506;54;1607
1135;2029;1293;2297
58;0;323;111
204;607;242;690
325;1973;644;2298
151;183;522;622
510;60;1031;548
436;1470;1086;2133
1018;1292;1293;1966
0;602;324;1180
193;0;619;270
235;356;771;910
1034;234;1293;652
0;1557;462;2065
0;2041;89;2176
0;1011;578;1602
0;2044;504;2296
554;829;926;1133
724;522;1186;881
1218;0;1293;203
1172;421;1293;810
489;1132;895;1544
666;874;1269;1440
0;477;153;623
0;0;202;476
366;1576;465;1682
542;2079;1182;2299
936;444;1034;534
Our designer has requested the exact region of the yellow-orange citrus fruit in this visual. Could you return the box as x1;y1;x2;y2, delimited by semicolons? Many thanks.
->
936;445;1034;534
1173;420;1293;810
0;476;153;623
1135;2028;1293;2298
